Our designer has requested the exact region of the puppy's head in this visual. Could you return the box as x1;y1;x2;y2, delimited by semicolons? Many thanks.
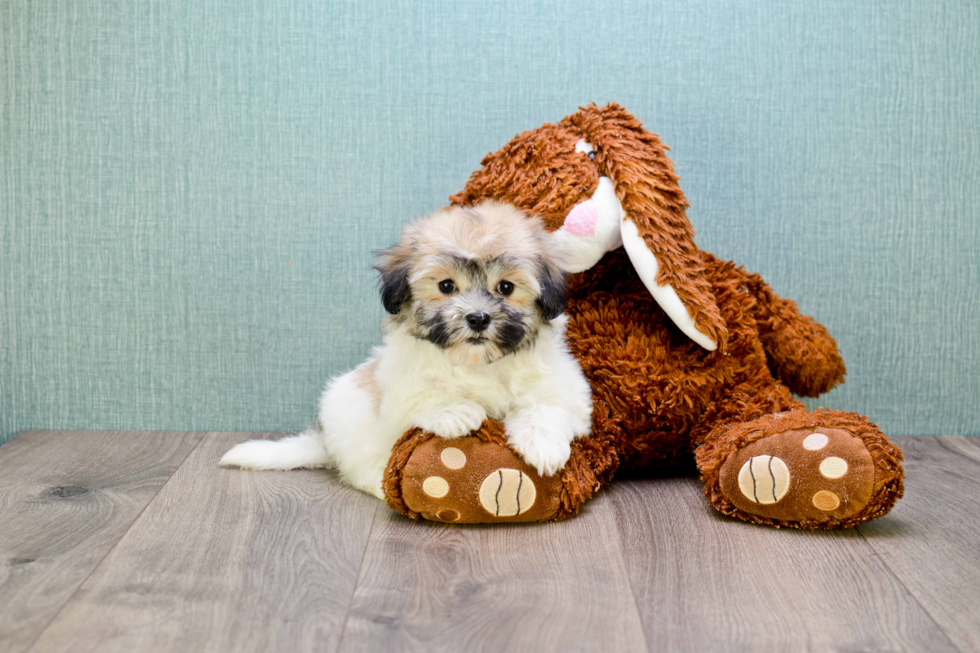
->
376;201;566;365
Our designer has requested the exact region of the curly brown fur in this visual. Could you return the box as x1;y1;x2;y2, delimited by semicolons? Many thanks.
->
383;427;433;519
735;266;847;396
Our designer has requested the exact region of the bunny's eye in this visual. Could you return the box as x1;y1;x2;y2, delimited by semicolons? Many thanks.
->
575;139;595;160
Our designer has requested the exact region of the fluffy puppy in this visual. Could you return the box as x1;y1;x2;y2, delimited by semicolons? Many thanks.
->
220;201;593;499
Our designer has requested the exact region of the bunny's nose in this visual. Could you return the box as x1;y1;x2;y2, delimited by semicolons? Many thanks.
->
466;312;492;332
562;199;598;237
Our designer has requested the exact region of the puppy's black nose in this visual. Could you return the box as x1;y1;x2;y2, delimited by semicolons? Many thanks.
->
466;312;491;332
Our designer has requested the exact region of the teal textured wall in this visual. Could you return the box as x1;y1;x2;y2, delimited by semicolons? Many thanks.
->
2;1;978;443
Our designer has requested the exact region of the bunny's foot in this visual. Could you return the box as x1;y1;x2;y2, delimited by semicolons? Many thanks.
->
384;411;620;524
697;410;904;529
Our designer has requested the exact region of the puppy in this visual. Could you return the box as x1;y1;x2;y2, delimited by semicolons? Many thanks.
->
220;201;593;499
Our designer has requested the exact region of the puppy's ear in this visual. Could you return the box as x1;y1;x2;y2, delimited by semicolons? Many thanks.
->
378;265;410;314
375;243;412;315
536;261;567;320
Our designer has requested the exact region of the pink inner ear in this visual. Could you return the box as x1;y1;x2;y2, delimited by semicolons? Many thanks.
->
562;199;598;237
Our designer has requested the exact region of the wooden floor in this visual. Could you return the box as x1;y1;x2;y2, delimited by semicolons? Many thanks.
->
1;432;978;652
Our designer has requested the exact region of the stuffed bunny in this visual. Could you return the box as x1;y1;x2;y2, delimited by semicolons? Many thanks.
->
383;104;904;529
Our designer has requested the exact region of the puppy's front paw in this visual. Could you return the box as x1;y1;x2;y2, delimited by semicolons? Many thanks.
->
511;434;572;477
415;403;487;439
505;409;575;476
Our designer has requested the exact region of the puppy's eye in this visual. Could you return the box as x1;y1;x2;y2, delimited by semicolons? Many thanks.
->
438;279;456;294
496;280;515;296
587;150;596;160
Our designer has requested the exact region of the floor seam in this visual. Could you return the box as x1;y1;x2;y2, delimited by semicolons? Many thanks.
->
334;499;380;653
607;486;653;653
21;429;211;653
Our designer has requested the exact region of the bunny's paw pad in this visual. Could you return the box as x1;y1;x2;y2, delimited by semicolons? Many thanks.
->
396;437;561;523
719;427;876;523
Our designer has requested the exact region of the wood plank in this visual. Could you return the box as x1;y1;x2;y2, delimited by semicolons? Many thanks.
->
858;436;980;651
9;432;976;652
0;430;205;653
26;432;379;653
608;471;957;652
341;492;648;652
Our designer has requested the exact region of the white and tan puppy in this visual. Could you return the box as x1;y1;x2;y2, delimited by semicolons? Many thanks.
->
220;202;593;499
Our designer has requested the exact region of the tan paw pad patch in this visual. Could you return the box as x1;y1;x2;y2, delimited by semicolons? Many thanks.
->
479;469;536;517
422;476;449;498
440;447;467;469
436;509;460;522
819;456;848;479
737;455;790;504
812;490;841;511
802;432;829;450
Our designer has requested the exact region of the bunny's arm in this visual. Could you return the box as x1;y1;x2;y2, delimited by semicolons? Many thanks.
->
736;268;846;397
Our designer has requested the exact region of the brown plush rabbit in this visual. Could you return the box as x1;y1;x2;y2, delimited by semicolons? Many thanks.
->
383;104;904;529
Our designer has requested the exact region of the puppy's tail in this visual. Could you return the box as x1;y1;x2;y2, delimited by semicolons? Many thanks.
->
219;429;331;470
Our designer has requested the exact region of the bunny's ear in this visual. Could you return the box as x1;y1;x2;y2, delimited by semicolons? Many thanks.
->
568;104;728;352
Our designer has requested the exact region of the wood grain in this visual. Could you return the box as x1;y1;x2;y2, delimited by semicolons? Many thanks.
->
0;430;205;653
340;492;648;653
857;436;980;652
608;470;957;652
25;432;379;653
5;433;979;652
